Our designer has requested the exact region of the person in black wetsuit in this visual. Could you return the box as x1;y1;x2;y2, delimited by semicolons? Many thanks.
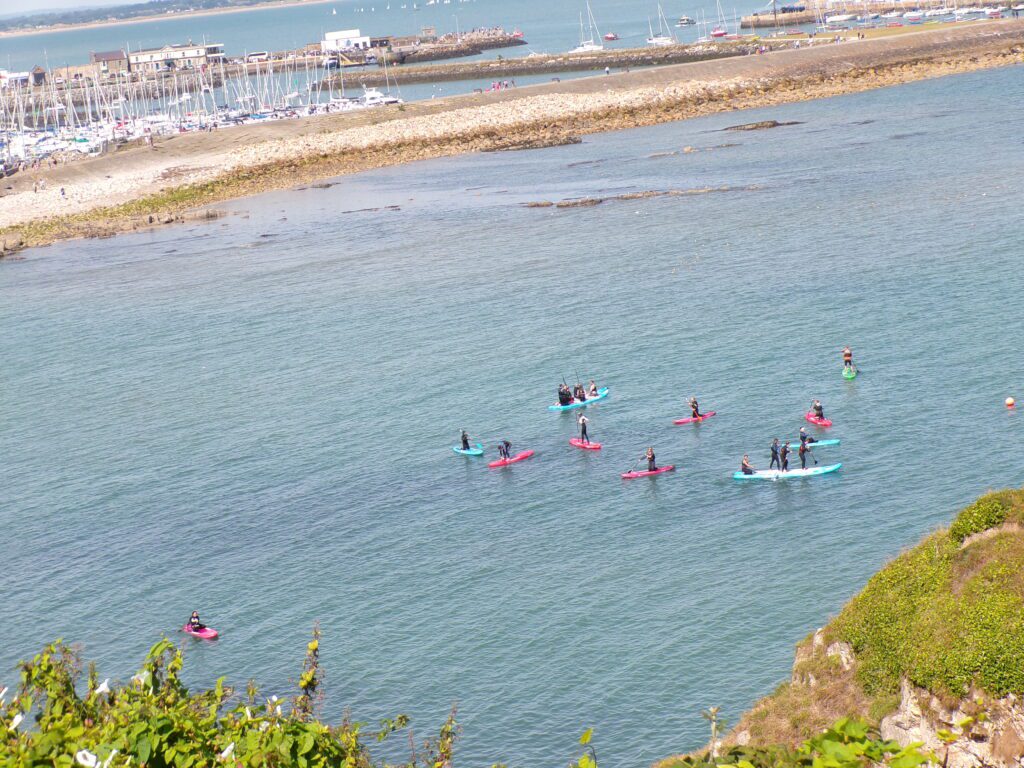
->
573;383;587;402
461;430;471;451
646;447;656;472
798;427;817;446
498;440;511;460
799;440;814;470
769;438;781;470
578;413;590;444
558;385;572;406
741;455;756;475
689;396;702;419
779;442;790;472
188;611;205;631
811;400;825;420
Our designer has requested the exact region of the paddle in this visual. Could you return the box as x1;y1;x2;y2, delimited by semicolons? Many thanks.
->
624;455;645;475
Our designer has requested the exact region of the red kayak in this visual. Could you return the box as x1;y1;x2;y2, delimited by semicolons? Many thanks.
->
569;438;602;450
488;449;535;468
182;625;219;640
622;465;675;479
805;413;833;427
673;410;717;425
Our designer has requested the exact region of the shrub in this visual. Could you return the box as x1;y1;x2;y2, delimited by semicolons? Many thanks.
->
949;495;1008;543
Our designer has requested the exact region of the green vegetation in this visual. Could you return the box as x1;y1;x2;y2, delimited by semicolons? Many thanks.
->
0;628;458;768
830;490;1024;699
656;717;928;768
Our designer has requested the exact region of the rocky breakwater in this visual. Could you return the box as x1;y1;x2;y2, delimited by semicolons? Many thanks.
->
667;489;1024;768
329;42;752;87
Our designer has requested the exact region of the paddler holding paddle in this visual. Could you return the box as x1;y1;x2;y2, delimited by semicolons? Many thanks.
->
688;396;703;419
460;430;471;451
646;447;657;472
842;346;853;370
578;413;590;444
811;399;826;421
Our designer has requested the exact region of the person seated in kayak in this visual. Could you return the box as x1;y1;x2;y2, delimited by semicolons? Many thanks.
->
769;438;780;470
646;447;657;472
460;430;471;451
741;455;756;475
578;413;590;444
798;427;817;446
811;400;825;419
188;611;205;631
498;440;511;460
799;440;813;469
843;346;853;370
558;385;572;406
688;396;702;419
587;380;599;397
779;442;790;472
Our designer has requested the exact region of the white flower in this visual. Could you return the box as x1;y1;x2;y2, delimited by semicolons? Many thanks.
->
101;750;119;768
0;686;8;703
75;749;99;768
131;671;150;686
95;679;110;695
274;705;281;716
244;707;252;720
269;695;278;703
9;712;23;731
218;743;235;761
259;722;270;732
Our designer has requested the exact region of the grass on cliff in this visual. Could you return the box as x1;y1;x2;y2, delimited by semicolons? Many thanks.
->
829;489;1024;700
729;489;1024;748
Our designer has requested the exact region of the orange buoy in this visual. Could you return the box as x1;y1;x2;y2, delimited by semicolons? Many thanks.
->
1006;397;1016;408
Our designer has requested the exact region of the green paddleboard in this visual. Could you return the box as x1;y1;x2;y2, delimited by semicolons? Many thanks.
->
843;367;857;380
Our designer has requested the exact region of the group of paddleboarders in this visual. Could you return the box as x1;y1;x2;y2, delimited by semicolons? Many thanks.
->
746;427;821;474
557;380;600;406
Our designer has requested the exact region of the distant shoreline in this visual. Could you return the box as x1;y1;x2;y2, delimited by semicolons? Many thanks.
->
0;0;334;41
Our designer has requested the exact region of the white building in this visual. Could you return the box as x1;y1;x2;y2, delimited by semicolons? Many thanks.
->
0;70;31;89
321;29;372;52
128;42;225;73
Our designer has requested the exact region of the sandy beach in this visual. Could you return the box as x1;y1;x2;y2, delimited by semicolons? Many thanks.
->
2;20;1023;253
0;0;333;40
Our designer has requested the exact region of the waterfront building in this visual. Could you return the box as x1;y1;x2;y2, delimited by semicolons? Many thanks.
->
127;42;225;73
89;50;130;77
321;29;373;52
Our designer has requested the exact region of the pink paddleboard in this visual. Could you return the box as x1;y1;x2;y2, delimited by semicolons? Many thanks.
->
182;625;219;640
673;410;717;425
805;413;832;427
488;449;535;468
622;465;675;479
570;438;602;450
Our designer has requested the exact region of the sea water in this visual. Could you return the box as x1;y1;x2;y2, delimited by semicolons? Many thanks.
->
4;66;1024;766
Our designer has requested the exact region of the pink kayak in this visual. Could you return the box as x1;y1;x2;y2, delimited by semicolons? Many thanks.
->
569;438;602;450
805;413;833;427
673;410;717;425
622;465;675;479
182;624;219;640
488;449;535;468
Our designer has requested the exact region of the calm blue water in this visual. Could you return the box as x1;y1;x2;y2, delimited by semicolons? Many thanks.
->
4;66;1024;766
0;0;760;70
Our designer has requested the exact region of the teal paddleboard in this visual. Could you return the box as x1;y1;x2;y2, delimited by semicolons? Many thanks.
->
734;463;842;481
784;439;840;449
453;443;484;456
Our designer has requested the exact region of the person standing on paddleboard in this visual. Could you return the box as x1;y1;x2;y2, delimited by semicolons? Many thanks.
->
811;400;825;420
769;439;781;470
798;427;817;446
843;346;853;370
461;430;471;451
779;442;790;472
498;440;511;460
688;396;702;419
578;413;590;444
646;447;657;472
799;441;814;469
